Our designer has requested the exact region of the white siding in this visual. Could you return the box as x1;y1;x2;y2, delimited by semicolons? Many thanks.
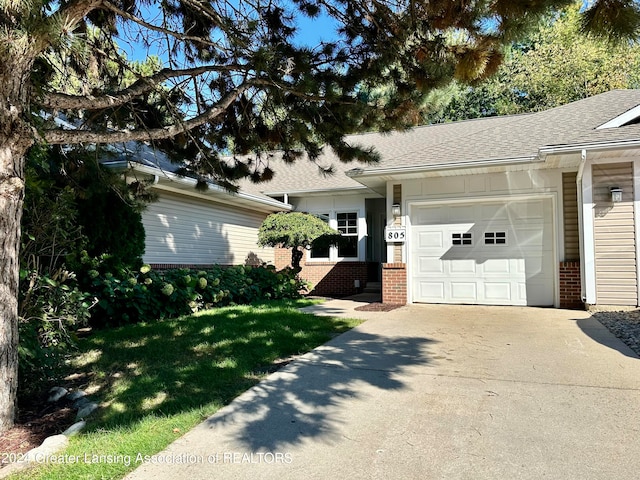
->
142;191;274;266
290;193;376;262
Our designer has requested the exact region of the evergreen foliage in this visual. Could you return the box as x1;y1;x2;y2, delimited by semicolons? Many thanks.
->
258;212;342;271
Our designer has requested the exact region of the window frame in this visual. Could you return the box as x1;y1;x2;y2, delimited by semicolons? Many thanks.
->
484;231;508;246
305;210;361;262
452;232;473;246
335;211;359;260
308;212;331;260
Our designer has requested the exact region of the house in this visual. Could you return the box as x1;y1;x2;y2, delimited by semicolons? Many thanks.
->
114;145;291;269
239;89;640;308
133;89;640;309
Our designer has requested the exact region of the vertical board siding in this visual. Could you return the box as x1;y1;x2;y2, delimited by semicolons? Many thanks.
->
592;162;638;306
562;172;580;261
142;192;274;266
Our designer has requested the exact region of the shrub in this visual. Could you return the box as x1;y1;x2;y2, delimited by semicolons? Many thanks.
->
18;268;95;396
86;262;308;327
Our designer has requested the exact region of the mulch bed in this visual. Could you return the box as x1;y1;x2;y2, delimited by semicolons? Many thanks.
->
354;302;403;312
0;397;76;468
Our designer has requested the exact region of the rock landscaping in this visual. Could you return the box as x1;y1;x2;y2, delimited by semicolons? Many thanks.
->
0;387;98;479
591;309;640;356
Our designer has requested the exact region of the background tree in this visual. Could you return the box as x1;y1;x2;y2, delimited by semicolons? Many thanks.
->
258;212;341;272
430;3;640;122
0;0;638;433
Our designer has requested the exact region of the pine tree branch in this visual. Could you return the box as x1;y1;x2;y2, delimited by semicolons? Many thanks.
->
101;1;224;49
36;64;247;110
41;81;252;144
32;0;104;53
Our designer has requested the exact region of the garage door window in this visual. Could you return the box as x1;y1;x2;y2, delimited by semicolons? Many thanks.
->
452;232;473;246
484;231;507;245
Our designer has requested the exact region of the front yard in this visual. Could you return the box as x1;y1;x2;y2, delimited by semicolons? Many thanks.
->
8;300;361;480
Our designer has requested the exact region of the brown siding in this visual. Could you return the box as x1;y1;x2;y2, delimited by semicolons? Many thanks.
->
562;172;580;261
592;162;638;306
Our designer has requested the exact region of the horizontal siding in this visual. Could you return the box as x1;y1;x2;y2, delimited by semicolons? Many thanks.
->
592;162;637;305
562;172;580;260
142;191;274;266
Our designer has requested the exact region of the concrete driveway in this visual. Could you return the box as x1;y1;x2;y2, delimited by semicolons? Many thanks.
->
125;302;640;480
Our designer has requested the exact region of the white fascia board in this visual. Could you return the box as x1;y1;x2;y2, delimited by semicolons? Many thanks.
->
596;105;640;130
346;155;540;178
263;186;369;196
130;163;291;212
539;139;640;155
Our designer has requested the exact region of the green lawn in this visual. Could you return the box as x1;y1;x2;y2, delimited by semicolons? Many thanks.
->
13;300;360;480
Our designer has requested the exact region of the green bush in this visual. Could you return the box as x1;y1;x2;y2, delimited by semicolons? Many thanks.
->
85;261;308;327
18;268;95;396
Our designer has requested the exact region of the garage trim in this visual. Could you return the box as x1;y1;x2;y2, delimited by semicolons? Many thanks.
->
405;193;559;307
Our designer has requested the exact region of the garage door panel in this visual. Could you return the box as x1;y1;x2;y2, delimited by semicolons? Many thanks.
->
416;230;443;249
483;282;512;301
410;199;554;306
450;282;477;300
481;258;512;274
417;281;445;300
449;259;476;274
418;257;443;274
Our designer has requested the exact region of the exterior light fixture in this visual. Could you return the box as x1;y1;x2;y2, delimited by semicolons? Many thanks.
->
610;187;623;203
391;203;401;217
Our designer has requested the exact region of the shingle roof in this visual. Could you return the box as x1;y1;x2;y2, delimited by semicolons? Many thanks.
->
239;89;640;195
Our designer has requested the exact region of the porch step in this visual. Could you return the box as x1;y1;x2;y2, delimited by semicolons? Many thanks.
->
364;282;381;293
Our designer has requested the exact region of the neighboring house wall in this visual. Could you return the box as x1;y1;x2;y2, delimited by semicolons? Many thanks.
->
592;162;638;306
142;191;274;267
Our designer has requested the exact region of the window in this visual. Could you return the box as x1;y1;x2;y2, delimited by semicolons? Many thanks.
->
309;213;330;258
485;231;507;245
452;232;473;246
337;212;358;258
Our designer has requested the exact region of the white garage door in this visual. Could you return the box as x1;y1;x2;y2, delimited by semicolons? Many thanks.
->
410;199;555;306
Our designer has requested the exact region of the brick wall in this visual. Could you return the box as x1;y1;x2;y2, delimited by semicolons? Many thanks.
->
382;263;407;305
275;247;368;296
559;261;583;309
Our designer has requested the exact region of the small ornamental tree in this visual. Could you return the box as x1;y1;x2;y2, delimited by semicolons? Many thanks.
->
258;212;342;272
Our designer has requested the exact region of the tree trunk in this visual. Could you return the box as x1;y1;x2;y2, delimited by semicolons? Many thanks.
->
0;45;34;433
291;247;303;274
0;146;23;433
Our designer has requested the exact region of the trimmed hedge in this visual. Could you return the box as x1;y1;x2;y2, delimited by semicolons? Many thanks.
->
86;262;308;326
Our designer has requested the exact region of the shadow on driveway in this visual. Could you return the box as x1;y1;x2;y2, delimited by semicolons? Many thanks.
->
203;328;437;451
575;314;639;359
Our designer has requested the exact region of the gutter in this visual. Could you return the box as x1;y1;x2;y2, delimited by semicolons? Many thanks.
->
576;149;587;304
130;163;291;211
346;155;541;177
539;138;640;156
263;185;369;196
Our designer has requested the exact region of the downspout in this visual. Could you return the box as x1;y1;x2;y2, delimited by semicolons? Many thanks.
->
576;149;587;303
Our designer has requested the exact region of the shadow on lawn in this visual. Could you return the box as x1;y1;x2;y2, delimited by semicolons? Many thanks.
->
74;302;436;450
